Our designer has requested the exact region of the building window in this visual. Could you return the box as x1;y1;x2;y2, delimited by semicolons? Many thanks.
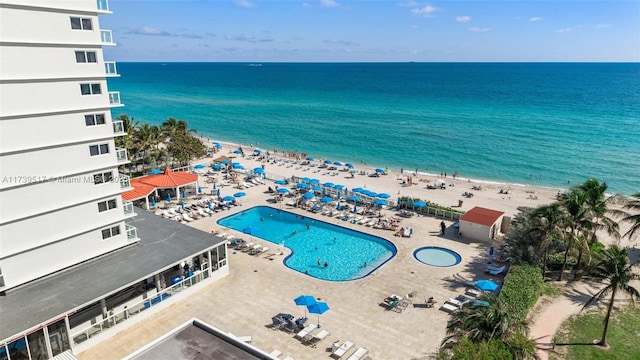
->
80;83;102;95
75;51;97;63
98;199;117;212
89;143;109;156
85;113;106;126
70;17;93;30
101;225;121;239
93;171;113;185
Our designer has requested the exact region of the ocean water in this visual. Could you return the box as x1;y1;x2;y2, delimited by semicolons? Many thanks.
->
109;62;640;194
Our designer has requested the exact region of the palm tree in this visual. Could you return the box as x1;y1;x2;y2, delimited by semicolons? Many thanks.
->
574;179;622;271
582;245;640;346
135;123;160;173
530;203;566;278
444;296;529;344
558;189;592;280
622;192;640;240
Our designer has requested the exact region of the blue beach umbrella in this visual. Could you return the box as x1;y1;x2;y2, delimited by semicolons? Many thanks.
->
194;164;205;169
378;193;391;199
214;143;222;149
297;183;309;189
150;169;162;175
213;182;217;189
277;188;290;194
323;182;334;188
253;167;264;174
301;177;311;183
333;161;343;166
375;168;385;173
220;160;229;165
303;192;315;199
475;279;499;292
221;196;235;202
212;163;222;170
413;201;427;208
307;302;330;328
294;295;317;318
254;148;262;153
321;197;333;203
275;179;287;185
309;178;320;185
312;186;322;192
333;184;344;190
374;199;387;206
306;157;314;161
348;195;361;202
351;187;364;193
365;191;378;198
233;149;242;154
324;160;333;164
234;192;246;198
345;163;354;168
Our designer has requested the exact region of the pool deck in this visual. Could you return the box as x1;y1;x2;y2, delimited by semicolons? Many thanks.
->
78;183;501;360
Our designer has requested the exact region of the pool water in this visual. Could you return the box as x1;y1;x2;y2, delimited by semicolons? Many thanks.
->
218;206;396;281
413;246;462;267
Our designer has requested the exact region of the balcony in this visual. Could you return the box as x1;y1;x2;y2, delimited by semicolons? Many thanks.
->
108;91;123;107
96;0;110;11
123;201;135;218
119;174;131;190
100;30;115;45
112;120;125;136
105;61;118;76
116;147;129;164
125;224;138;240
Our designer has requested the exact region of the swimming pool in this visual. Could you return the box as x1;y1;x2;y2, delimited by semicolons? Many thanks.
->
413;246;462;267
218;206;396;281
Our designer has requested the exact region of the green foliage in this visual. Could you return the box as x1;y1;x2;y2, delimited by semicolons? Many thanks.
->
498;264;543;321
541;283;563;297
503;207;544;266
448;338;512;360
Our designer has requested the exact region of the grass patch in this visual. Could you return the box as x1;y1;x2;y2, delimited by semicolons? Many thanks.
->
541;283;563;298
551;306;640;360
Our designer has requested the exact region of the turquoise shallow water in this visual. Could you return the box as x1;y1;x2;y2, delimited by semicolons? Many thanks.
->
217;206;396;281
109;62;640;194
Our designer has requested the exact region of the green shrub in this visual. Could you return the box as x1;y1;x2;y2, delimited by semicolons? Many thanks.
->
498;264;543;321
439;338;512;360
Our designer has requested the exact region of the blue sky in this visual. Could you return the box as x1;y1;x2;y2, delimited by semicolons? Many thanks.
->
101;0;640;62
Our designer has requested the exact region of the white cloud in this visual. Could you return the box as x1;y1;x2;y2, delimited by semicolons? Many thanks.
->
129;26;173;36
410;24;419;29
234;0;256;8
529;17;542;22
595;24;612;28
411;5;437;17
555;25;581;33
224;34;257;42
320;0;340;8
324;39;358;46
456;16;471;23
468;27;490;32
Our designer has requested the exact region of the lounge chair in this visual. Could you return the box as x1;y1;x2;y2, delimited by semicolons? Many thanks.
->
269;349;283;358
485;265;506;275
332;340;355;359
251;246;269;256
182;213;194;222
294;323;317;340
304;329;330;347
439;303;459;313
283;356;295;360
346;347;369;360
466;288;482;298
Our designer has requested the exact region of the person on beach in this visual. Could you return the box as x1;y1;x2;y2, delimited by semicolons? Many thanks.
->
440;221;446;235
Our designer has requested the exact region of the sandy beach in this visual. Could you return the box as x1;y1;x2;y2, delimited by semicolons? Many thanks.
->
78;140;635;360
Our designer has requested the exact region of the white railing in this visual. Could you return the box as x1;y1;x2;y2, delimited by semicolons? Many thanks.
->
119;174;130;189
116;147;128;163
104;61;118;76
125;224;137;240
123;201;134;216
112;120;124;135
70;270;211;345
100;30;114;45
108;91;122;106
96;0;109;11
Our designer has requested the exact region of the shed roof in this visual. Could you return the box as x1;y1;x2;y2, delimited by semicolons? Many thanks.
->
121;168;198;201
460;206;505;227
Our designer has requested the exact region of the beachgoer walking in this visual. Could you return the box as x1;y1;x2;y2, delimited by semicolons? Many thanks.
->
440;221;446;235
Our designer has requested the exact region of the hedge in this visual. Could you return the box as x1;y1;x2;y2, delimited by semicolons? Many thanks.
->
498;264;543;321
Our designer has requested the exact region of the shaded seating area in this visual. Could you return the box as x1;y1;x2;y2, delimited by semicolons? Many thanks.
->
331;340;354;359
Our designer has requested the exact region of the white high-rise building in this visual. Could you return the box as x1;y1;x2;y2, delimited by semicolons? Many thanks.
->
0;0;138;291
